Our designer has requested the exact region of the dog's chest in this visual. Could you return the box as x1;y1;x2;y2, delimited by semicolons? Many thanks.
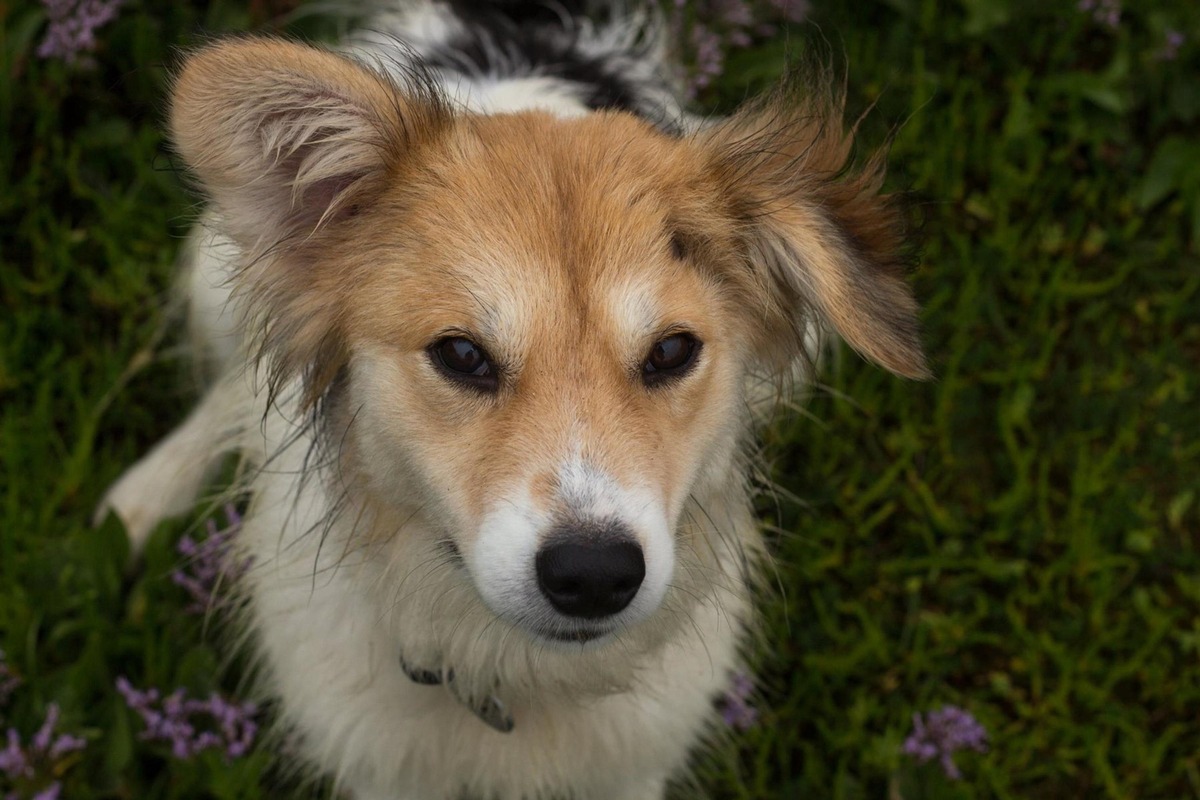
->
240;447;743;799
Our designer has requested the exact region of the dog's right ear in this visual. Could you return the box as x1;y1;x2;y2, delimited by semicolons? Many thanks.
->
696;73;929;381
171;38;450;253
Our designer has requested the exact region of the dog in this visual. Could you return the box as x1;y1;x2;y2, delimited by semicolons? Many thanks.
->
98;1;928;797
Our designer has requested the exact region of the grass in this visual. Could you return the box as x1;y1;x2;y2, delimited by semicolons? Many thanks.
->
2;0;1198;797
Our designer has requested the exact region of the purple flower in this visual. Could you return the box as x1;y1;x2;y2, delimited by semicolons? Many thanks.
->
117;677;257;761
0;703;86;799
719;671;759;731
0;729;30;778
670;0;810;97
713;0;754;29
37;0;125;66
1155;29;1185;61
689;24;726;95
172;504;252;614
30;707;59;753
1077;0;1121;28
903;705;989;780
767;0;810;24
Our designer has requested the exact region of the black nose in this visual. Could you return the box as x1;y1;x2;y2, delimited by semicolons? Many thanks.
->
536;538;645;619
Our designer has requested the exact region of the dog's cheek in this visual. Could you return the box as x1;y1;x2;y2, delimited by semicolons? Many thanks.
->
654;342;747;524
346;351;482;530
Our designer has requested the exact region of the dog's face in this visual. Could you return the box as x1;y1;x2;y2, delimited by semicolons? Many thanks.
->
171;41;927;648
342;115;756;642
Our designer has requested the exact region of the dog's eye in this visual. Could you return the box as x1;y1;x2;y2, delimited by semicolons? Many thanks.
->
431;337;498;391
642;333;700;386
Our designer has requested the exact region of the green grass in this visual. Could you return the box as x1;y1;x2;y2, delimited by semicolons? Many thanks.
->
2;0;1198;797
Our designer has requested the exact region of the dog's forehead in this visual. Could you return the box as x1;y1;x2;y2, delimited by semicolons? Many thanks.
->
440;114;690;251
395;113;708;342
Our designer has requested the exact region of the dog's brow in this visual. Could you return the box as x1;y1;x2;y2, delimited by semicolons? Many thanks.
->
605;272;663;346
427;261;528;349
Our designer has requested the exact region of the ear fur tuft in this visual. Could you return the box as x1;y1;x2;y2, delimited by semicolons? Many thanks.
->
169;38;453;404
701;64;930;380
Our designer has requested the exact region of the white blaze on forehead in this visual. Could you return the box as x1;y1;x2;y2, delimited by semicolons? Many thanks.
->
556;456;635;520
604;271;664;349
432;256;539;359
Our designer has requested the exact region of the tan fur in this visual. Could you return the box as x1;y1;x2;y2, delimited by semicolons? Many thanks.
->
99;34;931;800
171;38;453;406
171;42;927;408
698;73;930;379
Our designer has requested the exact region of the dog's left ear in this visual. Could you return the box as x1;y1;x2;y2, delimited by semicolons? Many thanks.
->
170;38;450;251
169;38;453;403
700;79;930;380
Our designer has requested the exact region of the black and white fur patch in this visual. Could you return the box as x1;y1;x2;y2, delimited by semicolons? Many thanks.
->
348;0;691;132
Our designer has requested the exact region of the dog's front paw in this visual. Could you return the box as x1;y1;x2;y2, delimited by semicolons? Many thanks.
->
94;462;178;549
94;440;211;550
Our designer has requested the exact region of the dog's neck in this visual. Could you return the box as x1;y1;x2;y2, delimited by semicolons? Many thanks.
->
399;655;515;733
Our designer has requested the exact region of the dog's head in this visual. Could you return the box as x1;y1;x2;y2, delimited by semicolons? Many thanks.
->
172;40;926;663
